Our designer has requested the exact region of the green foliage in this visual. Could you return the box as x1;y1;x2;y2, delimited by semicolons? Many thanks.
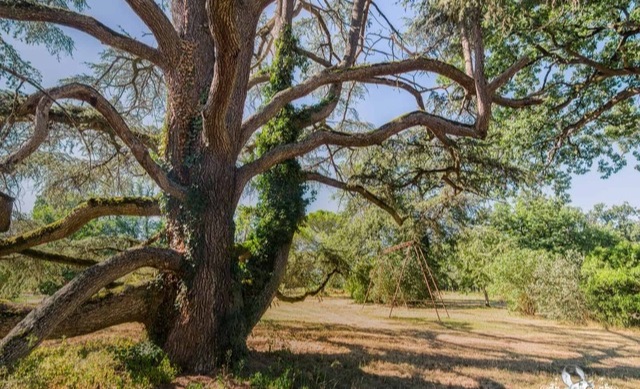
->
283;211;347;292
488;247;587;321
582;242;640;327
449;226;512;295
489;195;617;254
0;339;177;388
244;25;310;298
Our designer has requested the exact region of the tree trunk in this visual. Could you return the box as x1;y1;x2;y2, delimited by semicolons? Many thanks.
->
483;288;491;308
153;153;247;373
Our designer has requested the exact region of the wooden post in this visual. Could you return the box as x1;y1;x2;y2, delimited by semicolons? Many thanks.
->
388;248;410;318
416;243;450;319
413;244;441;322
0;191;14;233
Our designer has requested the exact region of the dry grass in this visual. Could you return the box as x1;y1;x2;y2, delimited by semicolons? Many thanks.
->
40;294;640;388
241;294;640;389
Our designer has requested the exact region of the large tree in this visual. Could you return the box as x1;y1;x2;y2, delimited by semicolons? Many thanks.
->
0;0;637;373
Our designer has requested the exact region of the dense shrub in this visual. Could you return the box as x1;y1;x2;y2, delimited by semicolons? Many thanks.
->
489;248;588;321
581;242;640;327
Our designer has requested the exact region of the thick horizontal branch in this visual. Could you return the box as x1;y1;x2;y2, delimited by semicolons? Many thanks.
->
0;283;164;339
241;57;469;136
304;171;405;226
275;269;339;303
0;247;183;366
0;1;165;67
237;110;478;194
241;55;541;140
0;197;161;257
2;83;185;199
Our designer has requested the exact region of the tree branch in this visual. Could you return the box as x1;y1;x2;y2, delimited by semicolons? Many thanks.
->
17;249;99;267
241;57;471;139
203;0;241;152
0;247;183;366
0;92;159;152
124;0;181;60
275;269;339;303
0;83;186;199
304;171;405;226
237;110;479;195
0;283;165;339
0;197;161;257
0;1;165;67
241;53;536;142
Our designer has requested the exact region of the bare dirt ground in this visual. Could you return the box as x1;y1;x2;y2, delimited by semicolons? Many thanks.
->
241;294;640;389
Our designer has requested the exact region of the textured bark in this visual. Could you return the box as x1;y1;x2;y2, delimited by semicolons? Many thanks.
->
160;155;244;373
0;191;14;233
0;284;165;339
0;247;182;366
0;197;161;257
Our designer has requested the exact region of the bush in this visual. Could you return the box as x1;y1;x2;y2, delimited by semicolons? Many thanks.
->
489;248;588;321
581;242;640;327
0;339;177;388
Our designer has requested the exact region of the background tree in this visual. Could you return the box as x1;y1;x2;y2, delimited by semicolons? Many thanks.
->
0;0;637;373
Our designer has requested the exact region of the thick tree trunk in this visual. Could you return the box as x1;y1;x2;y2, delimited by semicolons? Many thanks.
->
157;154;248;373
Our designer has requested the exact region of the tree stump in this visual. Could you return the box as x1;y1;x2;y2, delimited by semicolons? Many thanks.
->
0;191;15;233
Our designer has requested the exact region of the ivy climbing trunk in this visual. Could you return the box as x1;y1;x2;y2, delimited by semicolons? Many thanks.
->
147;22;308;374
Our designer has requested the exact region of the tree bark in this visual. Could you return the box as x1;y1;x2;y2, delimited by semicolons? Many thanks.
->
160;154;244;373
0;247;182;366
0;284;165;339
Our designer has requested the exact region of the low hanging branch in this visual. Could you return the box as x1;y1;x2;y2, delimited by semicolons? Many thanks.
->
0;247;183;367
0;197;161;257
0;283;164;339
275;268;340;303
17;249;99;267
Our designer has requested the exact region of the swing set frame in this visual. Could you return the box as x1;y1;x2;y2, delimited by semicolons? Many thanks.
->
362;240;450;322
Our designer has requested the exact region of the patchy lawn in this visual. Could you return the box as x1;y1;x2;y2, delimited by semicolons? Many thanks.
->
5;294;639;388
239;294;640;388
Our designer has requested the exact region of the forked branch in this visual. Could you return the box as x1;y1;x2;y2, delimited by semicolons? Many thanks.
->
237;110;478;194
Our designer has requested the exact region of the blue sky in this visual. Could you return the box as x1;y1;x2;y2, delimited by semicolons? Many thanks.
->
5;1;639;213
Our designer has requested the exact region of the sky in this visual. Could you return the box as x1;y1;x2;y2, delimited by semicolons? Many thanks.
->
3;1;639;213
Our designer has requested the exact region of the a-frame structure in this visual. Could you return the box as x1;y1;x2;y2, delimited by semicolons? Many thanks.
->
363;240;449;322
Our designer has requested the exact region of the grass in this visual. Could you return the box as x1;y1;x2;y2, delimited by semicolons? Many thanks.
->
0;338;177;389
2;293;640;388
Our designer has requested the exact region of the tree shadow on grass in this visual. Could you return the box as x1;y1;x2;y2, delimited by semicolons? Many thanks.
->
234;320;640;389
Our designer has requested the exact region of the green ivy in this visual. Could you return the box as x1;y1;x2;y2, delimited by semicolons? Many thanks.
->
243;25;310;297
